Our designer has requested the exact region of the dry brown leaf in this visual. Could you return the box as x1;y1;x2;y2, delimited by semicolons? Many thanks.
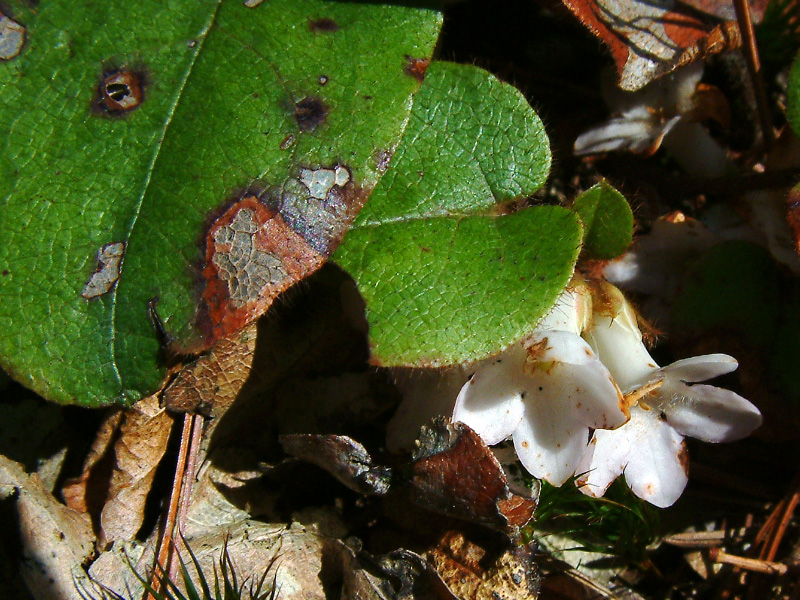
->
62;409;122;513
559;0;748;90
163;322;258;417
98;395;172;546
424;530;539;600
0;455;95;600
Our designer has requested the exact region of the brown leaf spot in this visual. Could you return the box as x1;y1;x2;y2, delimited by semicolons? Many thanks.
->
403;56;430;82
0;12;25;60
82;241;125;299
308;17;339;33
294;96;328;132
199;196;324;346
94;69;145;116
374;148;393;173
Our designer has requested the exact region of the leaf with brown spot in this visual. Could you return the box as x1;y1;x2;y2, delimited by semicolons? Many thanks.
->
0;0;442;406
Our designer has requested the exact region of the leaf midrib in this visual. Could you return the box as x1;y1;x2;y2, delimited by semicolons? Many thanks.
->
109;0;223;402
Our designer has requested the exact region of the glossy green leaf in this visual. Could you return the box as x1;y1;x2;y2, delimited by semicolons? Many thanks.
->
0;0;442;406
333;62;582;367
788;52;800;136
572;181;633;259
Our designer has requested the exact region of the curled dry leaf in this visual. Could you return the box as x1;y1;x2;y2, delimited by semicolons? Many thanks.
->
0;455;94;600
98;395;173;546
280;434;392;496
409;419;537;536
61;409;123;514
558;0;755;90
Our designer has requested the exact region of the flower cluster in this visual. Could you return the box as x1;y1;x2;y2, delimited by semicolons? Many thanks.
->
388;279;762;508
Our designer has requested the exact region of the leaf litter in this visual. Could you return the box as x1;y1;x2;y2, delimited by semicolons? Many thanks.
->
4;0;800;598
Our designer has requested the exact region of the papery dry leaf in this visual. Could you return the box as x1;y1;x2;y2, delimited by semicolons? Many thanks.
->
424;530;539;600
98;395;172;546
163;322;258;417
280;434;392;495
62;409;122;513
559;0;746;90
410;419;537;536
0;455;94;600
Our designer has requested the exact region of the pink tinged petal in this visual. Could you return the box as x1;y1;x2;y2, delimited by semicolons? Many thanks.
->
452;345;527;446
660;380;763;443
585;316;659;391
623;411;688;508
512;396;590;486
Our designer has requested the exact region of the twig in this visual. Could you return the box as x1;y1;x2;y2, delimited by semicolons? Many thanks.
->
145;413;194;600
732;0;775;150
709;548;789;575
664;527;751;548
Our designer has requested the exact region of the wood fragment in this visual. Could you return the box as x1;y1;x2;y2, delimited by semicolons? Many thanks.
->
709;548;789;575
732;0;774;149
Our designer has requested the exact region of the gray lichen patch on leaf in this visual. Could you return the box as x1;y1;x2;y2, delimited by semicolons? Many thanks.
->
82;242;125;299
0;12;25;60
211;208;289;308
299;165;351;200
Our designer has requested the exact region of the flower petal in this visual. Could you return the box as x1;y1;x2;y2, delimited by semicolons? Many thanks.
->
660;380;763;442
536;283;591;334
452;345;527;446
660;354;739;383
585;315;659;391
577;424;633;499
623;411;688;508
512;398;590;486
578;407;688;507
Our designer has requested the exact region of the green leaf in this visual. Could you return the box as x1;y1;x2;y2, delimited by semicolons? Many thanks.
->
572;181;633;259
0;0;442;406
333;62;582;367
787;51;800;136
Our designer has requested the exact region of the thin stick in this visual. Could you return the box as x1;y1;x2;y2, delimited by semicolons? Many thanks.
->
709;548;789;575
170;412;205;578
765;475;800;562
732;0;775;149
145;413;193;600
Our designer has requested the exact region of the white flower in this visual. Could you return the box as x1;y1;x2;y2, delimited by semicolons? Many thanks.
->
452;283;630;486
577;284;763;507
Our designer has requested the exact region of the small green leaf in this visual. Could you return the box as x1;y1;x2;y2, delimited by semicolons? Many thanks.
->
788;52;800;136
572;181;633;259
333;62;582;367
0;0;441;406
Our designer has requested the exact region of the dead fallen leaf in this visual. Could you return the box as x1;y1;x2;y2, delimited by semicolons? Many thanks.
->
98;395;173;547
558;0;745;90
163;322;258;417
62;409;122;514
0;455;95;600
409;419;537;536
280;434;392;496
424;530;539;600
